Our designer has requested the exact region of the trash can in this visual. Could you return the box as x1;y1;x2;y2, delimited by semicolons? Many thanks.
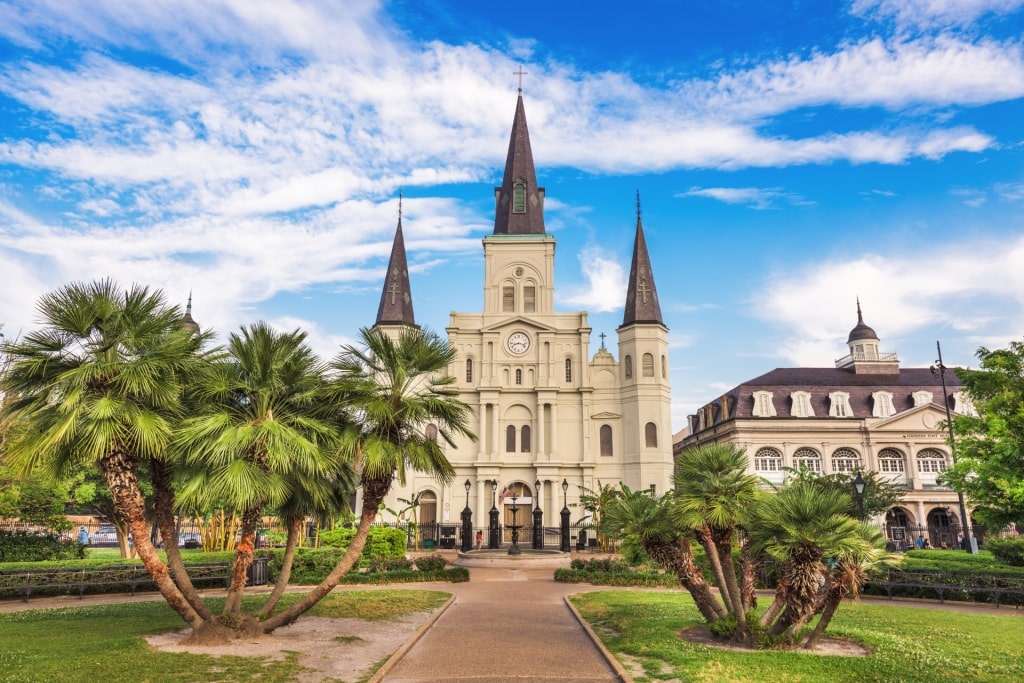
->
423;538;435;550
246;557;269;586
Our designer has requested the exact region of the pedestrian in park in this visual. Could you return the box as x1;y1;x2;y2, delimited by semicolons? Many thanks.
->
77;526;89;545
915;535;925;549
957;532;966;550
475;529;482;550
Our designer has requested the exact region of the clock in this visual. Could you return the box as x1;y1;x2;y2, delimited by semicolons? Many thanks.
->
507;331;530;354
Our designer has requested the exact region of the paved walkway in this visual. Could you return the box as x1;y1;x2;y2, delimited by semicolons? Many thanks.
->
380;566;621;683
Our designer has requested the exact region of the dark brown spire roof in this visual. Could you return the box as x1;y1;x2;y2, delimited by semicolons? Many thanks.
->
847;298;878;343
374;217;417;327
621;201;664;327
181;292;200;335
493;92;545;235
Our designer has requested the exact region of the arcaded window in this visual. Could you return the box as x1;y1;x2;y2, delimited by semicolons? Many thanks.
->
644;422;658;448
916;448;948;474
642;353;655;378
792;447;821;473
506;425;516;452
524;286;536;313
515;368;523;385
831;447;861;473
465;358;473;383
878;448;905;473
521;426;531;452
599;425;613;456
754;447;783;472
565;358;572;383
624;355;633;379
502;286;515;312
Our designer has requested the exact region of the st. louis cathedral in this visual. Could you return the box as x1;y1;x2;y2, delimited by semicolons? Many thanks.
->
371;90;674;535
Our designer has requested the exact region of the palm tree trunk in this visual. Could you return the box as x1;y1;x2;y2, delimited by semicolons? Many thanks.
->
645;537;727;622
739;543;761;612
260;474;392;633
255;517;302;618
759;579;788;627
803;584;845;649
100;449;204;630
151;459;214;620
713;530;750;643
224;503;262;616
698;528;736;615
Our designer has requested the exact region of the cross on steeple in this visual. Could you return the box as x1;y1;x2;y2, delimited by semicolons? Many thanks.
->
388;277;401;304
513;66;528;93
599;332;606;349
398;189;403;221
635;189;642;222
637;274;651;304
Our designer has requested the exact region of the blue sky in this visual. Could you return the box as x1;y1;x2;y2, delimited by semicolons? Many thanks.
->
2;0;1023;430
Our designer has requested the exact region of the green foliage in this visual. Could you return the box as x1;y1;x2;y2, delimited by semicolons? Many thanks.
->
412;553;447;572
944;340;1024;527
262;547;346;584
341;567;468;585
0;530;84;562
983;536;1024;567
318;525;407;564
903;548;1024;574
553;567;678;587
570;557;632;573
783;466;907;518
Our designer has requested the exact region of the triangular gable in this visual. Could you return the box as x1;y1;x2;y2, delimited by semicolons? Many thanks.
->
592;411;622;420
480;317;556;334
872;403;952;432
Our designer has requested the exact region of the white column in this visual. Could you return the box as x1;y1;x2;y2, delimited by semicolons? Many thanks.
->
491;402;500;458
478;402;488;459
550;403;558;459
537;401;546;459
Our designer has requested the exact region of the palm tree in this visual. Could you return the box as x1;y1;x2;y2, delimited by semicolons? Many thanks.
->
602;485;727;623
0;280;207;629
672;443;760;641
746;480;868;644
173;322;342;619
260;326;475;632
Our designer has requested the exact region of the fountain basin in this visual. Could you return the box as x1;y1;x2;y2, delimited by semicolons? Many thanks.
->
454;548;571;569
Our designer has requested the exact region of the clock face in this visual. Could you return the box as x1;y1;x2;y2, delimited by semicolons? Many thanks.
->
507;331;530;355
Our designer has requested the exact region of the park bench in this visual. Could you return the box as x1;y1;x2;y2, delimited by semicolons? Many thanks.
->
866;568;1024;608
0;559;268;602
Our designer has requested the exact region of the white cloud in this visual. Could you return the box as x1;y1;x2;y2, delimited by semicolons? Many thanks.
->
852;0;1024;29
559;246;627;313
678;186;808;209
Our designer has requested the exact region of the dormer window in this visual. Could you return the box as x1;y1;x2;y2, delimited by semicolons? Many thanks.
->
912;390;933;407
828;391;851;417
513;180;526;213
872;391;895;418
790;391;814;418
953;391;976;416
752;391;776;417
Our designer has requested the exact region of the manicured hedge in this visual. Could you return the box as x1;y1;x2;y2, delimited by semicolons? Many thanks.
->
0;530;84;563
985;537;1024;567
554;567;679;587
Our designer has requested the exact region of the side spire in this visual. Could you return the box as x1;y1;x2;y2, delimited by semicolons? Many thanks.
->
621;192;664;327
375;195;417;327
181;291;200;335
493;89;545;235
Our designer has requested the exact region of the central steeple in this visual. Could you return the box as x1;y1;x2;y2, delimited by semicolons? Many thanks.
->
493;90;545;235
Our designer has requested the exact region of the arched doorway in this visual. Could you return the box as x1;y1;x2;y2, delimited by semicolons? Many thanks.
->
927;507;960;549
500;481;534;543
418;491;438;549
885;506;915;550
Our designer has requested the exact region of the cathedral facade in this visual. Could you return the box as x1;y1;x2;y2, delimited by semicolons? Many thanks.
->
372;92;674;535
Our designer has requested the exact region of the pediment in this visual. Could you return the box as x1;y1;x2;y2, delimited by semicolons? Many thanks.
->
592;411;622;420
480;317;556;334
872;403;949;432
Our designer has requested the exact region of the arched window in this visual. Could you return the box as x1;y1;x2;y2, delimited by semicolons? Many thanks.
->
524;285;536;312
624;355;633;379
515;368;523;385
465;358;473;383
513;180;526;213
831;447;861;473
425;424;437;442
642;353;655;377
599;425;613;456
661;355;667;378
754;447;783;472
877;448;905;473
752;391;776;417
790;391;814;418
502;285;515;312
872;391;895;418
916;449;948;474
792;447;821;473
505;425;516;452
828;391;852;418
565;358;572;383
521;425;531;452
644;422;658;448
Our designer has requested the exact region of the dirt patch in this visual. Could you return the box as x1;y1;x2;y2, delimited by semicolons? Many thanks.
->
680;625;873;657
146;612;433;682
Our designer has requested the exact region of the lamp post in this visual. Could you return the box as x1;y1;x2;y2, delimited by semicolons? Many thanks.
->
488;480;500;549
852;470;866;521
532;479;544;549
460;479;473;552
508;486;521;555
560;478;571;552
932;340;977;554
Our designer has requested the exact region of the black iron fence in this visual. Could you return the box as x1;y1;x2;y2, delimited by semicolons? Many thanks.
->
882;524;989;551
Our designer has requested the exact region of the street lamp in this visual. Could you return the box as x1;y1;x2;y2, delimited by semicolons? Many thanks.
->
932;340;977;554
488;480;499;549
852;470;866;521
508;485;521;555
460;479;473;552
560;478;570;552
532;479;543;549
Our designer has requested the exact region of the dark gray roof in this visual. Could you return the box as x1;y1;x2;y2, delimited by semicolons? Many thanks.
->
493;93;545;235
620;214;664;328
374;218;417;327
847;301;878;343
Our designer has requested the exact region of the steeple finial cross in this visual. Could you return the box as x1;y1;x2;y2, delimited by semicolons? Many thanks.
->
514;66;528;93
599;332;607;349
636;189;642;222
398;189;403;222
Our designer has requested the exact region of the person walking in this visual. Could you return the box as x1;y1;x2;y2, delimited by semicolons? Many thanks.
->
77;526;89;545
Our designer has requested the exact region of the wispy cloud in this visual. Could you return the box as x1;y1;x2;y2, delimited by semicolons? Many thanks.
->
678;186;808;209
852;0;1024;29
560;246;627;313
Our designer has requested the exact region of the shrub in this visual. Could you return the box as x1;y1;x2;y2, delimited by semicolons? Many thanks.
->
319;526;407;566
368;557;413;573
0;530;84;562
986;537;1024;567
413;554;447;572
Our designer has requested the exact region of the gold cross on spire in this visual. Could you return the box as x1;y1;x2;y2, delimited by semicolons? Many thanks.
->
514;66;528;93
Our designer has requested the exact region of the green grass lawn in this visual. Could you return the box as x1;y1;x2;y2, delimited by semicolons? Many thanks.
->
570;590;1024;683
0;590;450;683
